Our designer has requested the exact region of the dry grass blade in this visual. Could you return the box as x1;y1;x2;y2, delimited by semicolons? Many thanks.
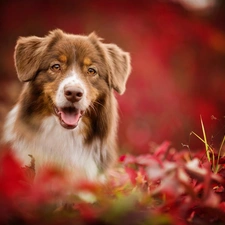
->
200;115;211;162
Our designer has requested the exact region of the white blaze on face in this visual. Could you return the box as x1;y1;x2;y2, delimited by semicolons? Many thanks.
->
55;70;90;128
56;70;88;108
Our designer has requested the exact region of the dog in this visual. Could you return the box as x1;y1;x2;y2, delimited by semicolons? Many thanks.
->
3;29;131;183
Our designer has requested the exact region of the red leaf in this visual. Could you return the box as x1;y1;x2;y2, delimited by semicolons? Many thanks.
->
0;152;28;197
125;167;137;185
75;180;100;194
154;141;171;157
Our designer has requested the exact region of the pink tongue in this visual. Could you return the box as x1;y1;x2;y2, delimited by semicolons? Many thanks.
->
60;109;81;126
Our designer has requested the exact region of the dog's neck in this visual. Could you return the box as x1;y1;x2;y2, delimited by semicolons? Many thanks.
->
4;107;102;179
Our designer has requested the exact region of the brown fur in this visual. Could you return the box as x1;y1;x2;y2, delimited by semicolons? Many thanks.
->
4;29;131;180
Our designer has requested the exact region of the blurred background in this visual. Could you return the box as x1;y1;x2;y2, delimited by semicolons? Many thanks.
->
1;0;225;154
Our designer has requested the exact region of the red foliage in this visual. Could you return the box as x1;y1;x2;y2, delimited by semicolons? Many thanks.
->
1;142;225;224
0;152;28;197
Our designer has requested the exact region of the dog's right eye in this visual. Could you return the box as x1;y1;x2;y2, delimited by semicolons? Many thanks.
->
87;68;97;76
51;64;61;72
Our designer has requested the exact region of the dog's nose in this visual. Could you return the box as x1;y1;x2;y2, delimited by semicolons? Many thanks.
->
64;85;84;102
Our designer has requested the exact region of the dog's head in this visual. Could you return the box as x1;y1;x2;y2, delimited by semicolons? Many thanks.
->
14;29;131;129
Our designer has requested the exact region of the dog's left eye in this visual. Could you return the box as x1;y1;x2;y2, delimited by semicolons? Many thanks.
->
87;68;97;75
51;64;61;72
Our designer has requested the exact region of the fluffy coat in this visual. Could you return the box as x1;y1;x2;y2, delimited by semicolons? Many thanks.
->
3;29;131;181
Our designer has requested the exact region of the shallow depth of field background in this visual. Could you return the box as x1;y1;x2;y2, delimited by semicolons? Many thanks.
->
1;0;225;154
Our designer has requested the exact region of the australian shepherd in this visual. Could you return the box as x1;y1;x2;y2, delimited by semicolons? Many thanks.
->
3;29;131;183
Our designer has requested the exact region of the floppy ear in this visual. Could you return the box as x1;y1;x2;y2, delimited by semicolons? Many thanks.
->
14;36;45;82
105;44;131;95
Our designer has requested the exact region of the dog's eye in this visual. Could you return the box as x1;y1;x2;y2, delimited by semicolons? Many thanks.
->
51;64;61;72
87;68;97;75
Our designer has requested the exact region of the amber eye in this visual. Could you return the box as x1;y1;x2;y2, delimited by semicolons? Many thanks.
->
87;68;97;75
51;64;61;72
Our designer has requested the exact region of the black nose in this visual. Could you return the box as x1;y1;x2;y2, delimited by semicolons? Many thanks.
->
64;85;84;102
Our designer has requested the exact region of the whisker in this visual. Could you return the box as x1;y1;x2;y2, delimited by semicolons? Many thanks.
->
89;103;98;116
94;101;107;111
86;101;106;116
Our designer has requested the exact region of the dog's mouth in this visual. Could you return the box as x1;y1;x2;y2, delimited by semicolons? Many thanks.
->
54;106;84;129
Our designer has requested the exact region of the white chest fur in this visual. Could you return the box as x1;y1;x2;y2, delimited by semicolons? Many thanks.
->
3;105;102;181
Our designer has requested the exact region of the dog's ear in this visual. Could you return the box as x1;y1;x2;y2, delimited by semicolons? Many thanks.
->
104;44;131;95
14;36;45;82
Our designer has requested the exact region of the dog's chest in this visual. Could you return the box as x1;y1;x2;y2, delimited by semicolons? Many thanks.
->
6;108;101;180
